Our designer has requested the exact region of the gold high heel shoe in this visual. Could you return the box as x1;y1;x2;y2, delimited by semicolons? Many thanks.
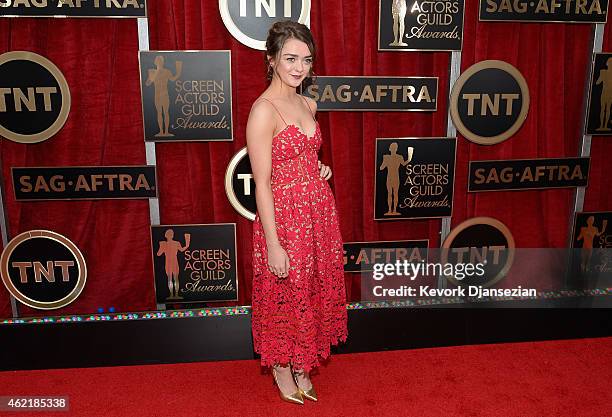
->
272;367;304;405
292;369;318;402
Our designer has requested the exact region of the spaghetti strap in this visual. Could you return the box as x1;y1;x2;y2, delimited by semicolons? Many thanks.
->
299;94;316;121
258;98;287;126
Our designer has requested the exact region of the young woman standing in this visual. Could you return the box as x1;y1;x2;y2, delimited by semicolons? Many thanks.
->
247;20;348;405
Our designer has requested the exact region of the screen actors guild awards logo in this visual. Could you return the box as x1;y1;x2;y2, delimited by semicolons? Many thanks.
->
379;0;464;51
145;56;182;138
156;229;190;300
151;224;238;303
585;53;612;135
572;213;611;276
0;51;70;144
390;0;408;46
375;137;455;220
570;212;612;288
595;58;612;132
379;142;414;216
139;51;233;142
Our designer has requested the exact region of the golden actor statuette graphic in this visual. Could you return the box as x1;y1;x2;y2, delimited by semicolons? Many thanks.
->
596;57;612;132
156;229;190;300
379;142;413;216
577;216;608;272
145;55;183;137
389;0;408;46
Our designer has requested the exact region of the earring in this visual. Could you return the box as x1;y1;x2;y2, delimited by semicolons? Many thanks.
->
267;64;275;81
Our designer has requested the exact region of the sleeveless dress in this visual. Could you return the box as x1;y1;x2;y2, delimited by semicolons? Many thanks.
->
251;98;348;372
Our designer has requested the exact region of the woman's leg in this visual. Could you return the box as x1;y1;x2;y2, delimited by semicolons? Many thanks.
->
292;368;313;390
273;363;299;394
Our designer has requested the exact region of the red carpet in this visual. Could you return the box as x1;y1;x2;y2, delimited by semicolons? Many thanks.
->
1;337;610;417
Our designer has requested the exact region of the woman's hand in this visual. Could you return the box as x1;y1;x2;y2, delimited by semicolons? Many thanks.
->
267;243;290;278
318;160;332;181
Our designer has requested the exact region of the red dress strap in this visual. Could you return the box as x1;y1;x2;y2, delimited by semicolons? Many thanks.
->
299;95;316;121
258;97;288;126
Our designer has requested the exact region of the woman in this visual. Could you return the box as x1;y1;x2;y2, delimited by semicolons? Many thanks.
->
247;21;348;405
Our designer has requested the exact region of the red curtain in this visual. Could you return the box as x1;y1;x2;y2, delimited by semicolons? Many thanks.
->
585;23;612;211
0;1;610;319
0;19;153;318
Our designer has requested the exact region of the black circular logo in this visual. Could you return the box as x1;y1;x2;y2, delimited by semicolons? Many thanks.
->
1;230;86;309
442;217;515;287
225;147;256;220
450;60;529;145
0;51;70;144
219;0;311;50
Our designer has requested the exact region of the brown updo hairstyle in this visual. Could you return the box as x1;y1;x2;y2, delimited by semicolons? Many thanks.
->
265;20;316;83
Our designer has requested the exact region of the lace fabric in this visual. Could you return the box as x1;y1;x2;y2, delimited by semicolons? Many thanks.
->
251;122;348;372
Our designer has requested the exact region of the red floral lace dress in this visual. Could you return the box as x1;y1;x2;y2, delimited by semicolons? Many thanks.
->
251;101;348;372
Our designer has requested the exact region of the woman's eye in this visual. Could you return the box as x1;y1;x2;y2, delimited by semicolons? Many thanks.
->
305;59;313;65
287;57;295;62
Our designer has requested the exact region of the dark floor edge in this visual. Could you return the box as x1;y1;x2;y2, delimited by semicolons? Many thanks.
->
1;307;611;371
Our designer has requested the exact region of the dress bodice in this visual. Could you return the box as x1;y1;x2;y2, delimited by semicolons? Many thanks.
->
270;122;322;188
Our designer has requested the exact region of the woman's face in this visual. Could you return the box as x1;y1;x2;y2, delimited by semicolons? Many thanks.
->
269;38;313;88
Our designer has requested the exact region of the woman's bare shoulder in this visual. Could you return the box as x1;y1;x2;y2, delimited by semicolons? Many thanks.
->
247;96;277;145
249;96;276;124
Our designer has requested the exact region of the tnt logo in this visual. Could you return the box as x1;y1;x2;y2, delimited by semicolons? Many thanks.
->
225;147;257;220
0;87;58;112
461;93;520;117
1;230;86;310
219;0;311;50
0;51;71;144
13;261;75;283
451;60;529;145
442;217;515;287
239;0;293;17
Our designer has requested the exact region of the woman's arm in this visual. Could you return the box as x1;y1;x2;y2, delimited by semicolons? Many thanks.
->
246;100;290;277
